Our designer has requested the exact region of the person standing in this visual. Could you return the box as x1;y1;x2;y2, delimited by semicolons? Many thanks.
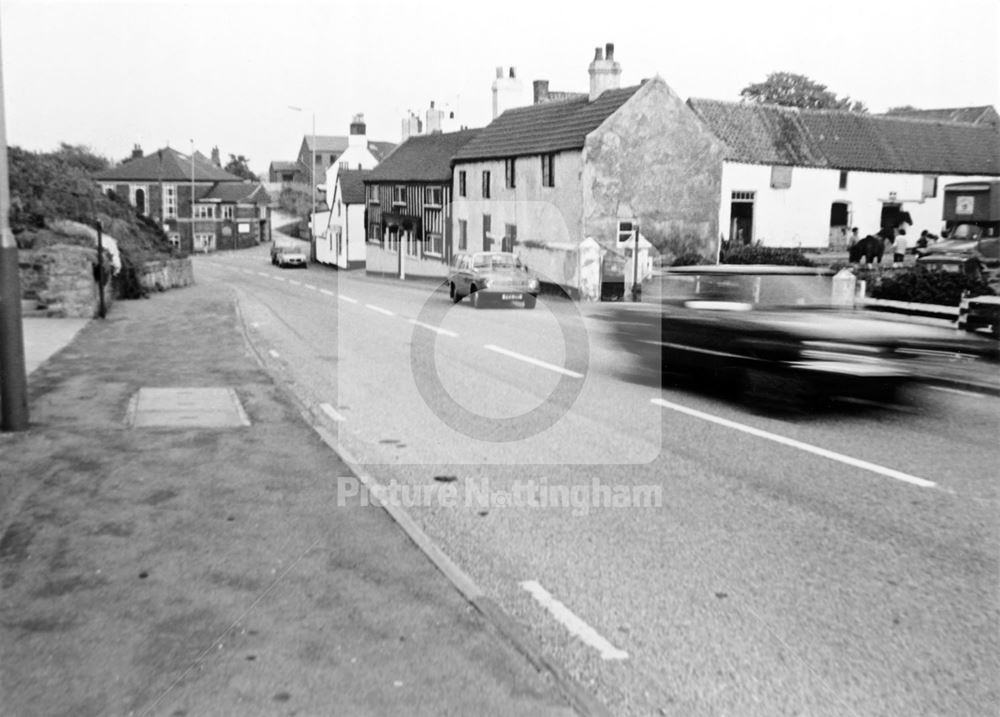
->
892;229;908;267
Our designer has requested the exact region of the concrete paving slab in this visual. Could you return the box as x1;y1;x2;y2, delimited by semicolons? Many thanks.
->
126;387;251;428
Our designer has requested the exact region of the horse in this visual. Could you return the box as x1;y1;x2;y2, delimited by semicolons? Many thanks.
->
848;235;887;264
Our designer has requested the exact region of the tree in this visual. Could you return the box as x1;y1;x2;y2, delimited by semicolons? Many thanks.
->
224;154;258;181
740;72;867;112
886;105;919;114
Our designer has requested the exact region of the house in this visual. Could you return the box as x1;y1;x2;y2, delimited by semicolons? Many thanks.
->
687;99;1000;248
279;124;396;191
268;161;300;186
881;105;999;130
450;43;725;298
94;145;271;253
363;129;482;279
314;169;369;269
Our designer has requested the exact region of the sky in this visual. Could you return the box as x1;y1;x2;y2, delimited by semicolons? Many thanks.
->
1;0;998;178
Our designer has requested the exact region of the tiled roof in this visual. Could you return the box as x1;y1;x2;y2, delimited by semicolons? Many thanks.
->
453;85;642;162
337;169;370;203
94;147;243;182
881;106;999;125
306;135;349;153
269;160;300;172
687;99;1000;175
368;141;397;162
202;182;269;203
364;129;482;183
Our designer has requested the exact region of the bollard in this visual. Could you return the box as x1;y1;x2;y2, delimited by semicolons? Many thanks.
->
956;290;970;331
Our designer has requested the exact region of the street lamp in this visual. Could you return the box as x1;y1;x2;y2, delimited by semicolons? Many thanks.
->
288;105;316;244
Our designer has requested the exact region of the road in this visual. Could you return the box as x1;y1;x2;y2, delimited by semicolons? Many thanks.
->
197;241;999;717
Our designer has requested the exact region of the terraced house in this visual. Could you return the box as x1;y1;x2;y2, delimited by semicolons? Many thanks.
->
94;145;270;253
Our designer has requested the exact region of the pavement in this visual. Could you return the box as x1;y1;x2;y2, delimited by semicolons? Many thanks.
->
0;281;580;717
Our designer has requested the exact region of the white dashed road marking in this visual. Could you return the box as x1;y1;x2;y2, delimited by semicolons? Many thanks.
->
288;279;302;286
319;289;336;297
339;294;359;304
320;403;346;422
304;283;317;290
366;304;395;316
408;319;458;338
257;272;269;277
484;344;583;378
273;276;285;282
651;398;937;489
520;580;628;660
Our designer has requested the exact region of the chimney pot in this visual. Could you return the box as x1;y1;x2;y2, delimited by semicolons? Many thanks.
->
430;100;435;108
509;67;516;79
606;42;614;60
594;47;603;61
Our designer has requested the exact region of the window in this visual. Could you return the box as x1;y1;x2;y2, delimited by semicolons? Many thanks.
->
164;185;177;218
427;233;444;256
368;223;382;245
407;230;420;257
340;161;349;169
839;170;848;190
482;214;492;250
482;171;491;198
541;154;555;187
193;233;215;252
336;201;341;217
425;186;443;206
503;223;517;252
194;204;215;219
458;219;468;250
168;233;181;249
392;185;406;205
505;158;516;189
369;186;380;203
617;220;635;244
222;205;235;220
458;170;467;197
922;175;938;199
770;165;793;189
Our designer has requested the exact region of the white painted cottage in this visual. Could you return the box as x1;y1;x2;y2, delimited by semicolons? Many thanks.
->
686;100;1000;249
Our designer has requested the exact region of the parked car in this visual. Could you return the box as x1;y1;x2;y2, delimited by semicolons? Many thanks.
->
597;264;998;409
916;253;986;280
272;244;308;269
963;295;1000;339
448;251;540;309
916;226;1000;267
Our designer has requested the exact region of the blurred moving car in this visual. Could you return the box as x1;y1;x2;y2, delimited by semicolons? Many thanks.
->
598;264;998;408
963;295;1000;339
916;224;1000;267
448;251;540;309
271;244;308;269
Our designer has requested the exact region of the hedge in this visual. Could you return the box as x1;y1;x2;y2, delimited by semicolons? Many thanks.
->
869;267;995;306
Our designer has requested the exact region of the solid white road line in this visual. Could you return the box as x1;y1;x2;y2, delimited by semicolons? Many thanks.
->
366;304;395;316
319;403;346;422
520;580;628;661
484;344;583;379
319;289;336;297
408;319;458;338
268;349;280;359
651;398;937;489
928;385;985;399
340;294;359;304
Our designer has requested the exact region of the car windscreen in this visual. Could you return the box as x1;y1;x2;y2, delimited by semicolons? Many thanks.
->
474;254;518;270
662;273;834;307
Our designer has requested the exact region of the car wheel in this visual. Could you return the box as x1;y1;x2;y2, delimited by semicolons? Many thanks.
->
524;295;537;310
471;286;482;309
450;283;461;303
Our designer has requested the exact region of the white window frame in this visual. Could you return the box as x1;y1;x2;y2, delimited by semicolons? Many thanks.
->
194;204;215;219
164;184;177;218
392;185;406;205
222;205;235;220
424;186;443;207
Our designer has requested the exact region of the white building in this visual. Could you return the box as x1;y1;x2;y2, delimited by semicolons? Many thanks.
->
687;99;1000;249
314;169;369;269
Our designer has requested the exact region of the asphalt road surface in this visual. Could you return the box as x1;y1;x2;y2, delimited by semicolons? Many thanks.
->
197;242;999;717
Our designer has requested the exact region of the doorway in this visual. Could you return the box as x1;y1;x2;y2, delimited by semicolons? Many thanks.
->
730;191;755;245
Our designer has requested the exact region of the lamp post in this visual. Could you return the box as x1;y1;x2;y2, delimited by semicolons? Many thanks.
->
288;105;316;247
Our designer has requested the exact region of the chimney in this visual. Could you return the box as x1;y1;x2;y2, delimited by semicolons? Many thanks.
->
492;66;526;118
509;67;516;79
496;66;503;79
588;41;621;101
211;146;221;167
533;79;550;104
131;143;143;159
349;113;367;147
426;100;444;134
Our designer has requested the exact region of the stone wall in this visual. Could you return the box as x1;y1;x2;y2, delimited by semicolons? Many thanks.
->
137;257;194;292
18;244;112;318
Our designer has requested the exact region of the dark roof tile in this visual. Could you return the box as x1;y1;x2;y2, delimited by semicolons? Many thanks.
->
94;147;243;182
337;169;370;203
364;129;482;182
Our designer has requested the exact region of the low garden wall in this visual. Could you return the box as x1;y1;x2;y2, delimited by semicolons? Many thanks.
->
18;244;112;318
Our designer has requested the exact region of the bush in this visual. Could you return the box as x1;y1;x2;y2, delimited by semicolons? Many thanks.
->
671;252;712;267
870;267;995;305
719;241;814;266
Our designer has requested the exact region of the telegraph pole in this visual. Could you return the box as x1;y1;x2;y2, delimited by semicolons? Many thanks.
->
0;27;29;430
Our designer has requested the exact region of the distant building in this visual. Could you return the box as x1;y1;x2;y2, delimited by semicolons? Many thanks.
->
94;145;271;253
315;169;370;270
492;66;529;118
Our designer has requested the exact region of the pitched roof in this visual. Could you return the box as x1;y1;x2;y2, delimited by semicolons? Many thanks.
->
881;106;999;126
368;141;397;162
453;85;642;162
337;169;370;203
364;129;482;182
94;147;243;182
687;99;1000;176
306;135;349;153
269;160;301;172
202;182;269;203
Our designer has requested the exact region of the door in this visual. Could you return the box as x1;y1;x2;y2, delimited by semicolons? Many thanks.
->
729;193;754;245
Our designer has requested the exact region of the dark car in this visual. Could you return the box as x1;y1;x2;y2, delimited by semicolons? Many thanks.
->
448;251;540;308
599;264;998;408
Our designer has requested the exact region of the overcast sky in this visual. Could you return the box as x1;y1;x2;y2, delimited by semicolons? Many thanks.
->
2;0;998;177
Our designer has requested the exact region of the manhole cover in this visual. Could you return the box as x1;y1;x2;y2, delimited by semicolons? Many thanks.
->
126;388;250;428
